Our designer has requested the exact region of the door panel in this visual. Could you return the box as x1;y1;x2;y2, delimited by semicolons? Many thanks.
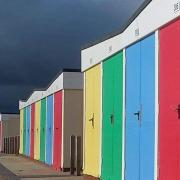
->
125;34;155;180
140;34;155;180
30;103;35;159
125;42;141;180
101;52;123;180
159;19;180;180
46;95;53;165
53;91;62;170
23;107;27;155
34;101;41;160
102;56;114;179
113;52;123;180
26;106;31;156
84;64;101;177
19;109;24;154
40;98;46;162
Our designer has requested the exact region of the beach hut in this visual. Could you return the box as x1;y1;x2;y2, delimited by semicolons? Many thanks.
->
81;0;179;179
19;69;83;171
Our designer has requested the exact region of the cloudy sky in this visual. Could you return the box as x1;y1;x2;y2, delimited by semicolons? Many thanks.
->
0;0;145;113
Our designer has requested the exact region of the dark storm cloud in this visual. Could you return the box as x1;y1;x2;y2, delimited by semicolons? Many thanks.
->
0;0;145;113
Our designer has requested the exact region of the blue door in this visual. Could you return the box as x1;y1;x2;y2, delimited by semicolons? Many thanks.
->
140;34;155;180
46;95;53;165
125;41;141;180
125;34;155;180
26;106;31;156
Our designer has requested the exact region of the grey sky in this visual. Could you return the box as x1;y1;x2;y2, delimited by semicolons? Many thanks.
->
0;0;145;113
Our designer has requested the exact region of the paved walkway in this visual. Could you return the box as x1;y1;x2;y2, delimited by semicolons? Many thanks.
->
0;154;83;180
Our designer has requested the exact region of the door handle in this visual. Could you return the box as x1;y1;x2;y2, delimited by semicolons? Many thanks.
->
134;111;141;121
176;104;180;119
89;113;94;128
110;114;114;124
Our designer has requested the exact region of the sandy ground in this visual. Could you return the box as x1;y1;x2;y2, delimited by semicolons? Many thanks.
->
0;154;83;180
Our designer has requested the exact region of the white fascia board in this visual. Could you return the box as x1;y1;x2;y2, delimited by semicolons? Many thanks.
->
19;101;26;110
45;72;63;97
19;72;83;109
81;0;180;71
45;72;83;97
19;91;45;110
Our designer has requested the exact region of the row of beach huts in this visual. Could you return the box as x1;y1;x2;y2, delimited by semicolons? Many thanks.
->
0;0;179;180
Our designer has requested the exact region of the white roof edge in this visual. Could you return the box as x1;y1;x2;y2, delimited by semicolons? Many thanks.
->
19;72;83;110
81;0;180;71
19;90;45;110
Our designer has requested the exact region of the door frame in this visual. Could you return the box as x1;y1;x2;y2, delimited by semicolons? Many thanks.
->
154;30;159;180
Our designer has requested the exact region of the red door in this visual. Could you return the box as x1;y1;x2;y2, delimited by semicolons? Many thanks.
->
159;19;180;180
53;91;63;170
30;103;35;159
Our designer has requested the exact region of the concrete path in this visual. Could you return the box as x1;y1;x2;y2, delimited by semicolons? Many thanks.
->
0;154;83;180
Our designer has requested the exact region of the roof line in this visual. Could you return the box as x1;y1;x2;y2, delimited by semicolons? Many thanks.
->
21;68;81;102
81;0;152;50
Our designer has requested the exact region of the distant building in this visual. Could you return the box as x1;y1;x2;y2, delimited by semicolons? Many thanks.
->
0;113;20;154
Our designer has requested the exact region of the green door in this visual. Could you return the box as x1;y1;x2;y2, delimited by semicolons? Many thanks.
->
23;108;27;155
101;52;123;180
40;98;46;162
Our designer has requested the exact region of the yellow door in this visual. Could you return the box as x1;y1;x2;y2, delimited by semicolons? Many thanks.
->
34;101;41;160
84;64;101;177
19;109;24;154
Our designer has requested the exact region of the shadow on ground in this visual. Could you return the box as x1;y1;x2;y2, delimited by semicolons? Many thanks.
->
0;154;83;180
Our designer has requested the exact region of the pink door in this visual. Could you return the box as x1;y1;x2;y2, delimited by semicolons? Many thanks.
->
159;19;180;180
53;91;63;170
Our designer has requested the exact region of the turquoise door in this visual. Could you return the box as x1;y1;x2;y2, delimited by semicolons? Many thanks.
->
46;95;53;165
